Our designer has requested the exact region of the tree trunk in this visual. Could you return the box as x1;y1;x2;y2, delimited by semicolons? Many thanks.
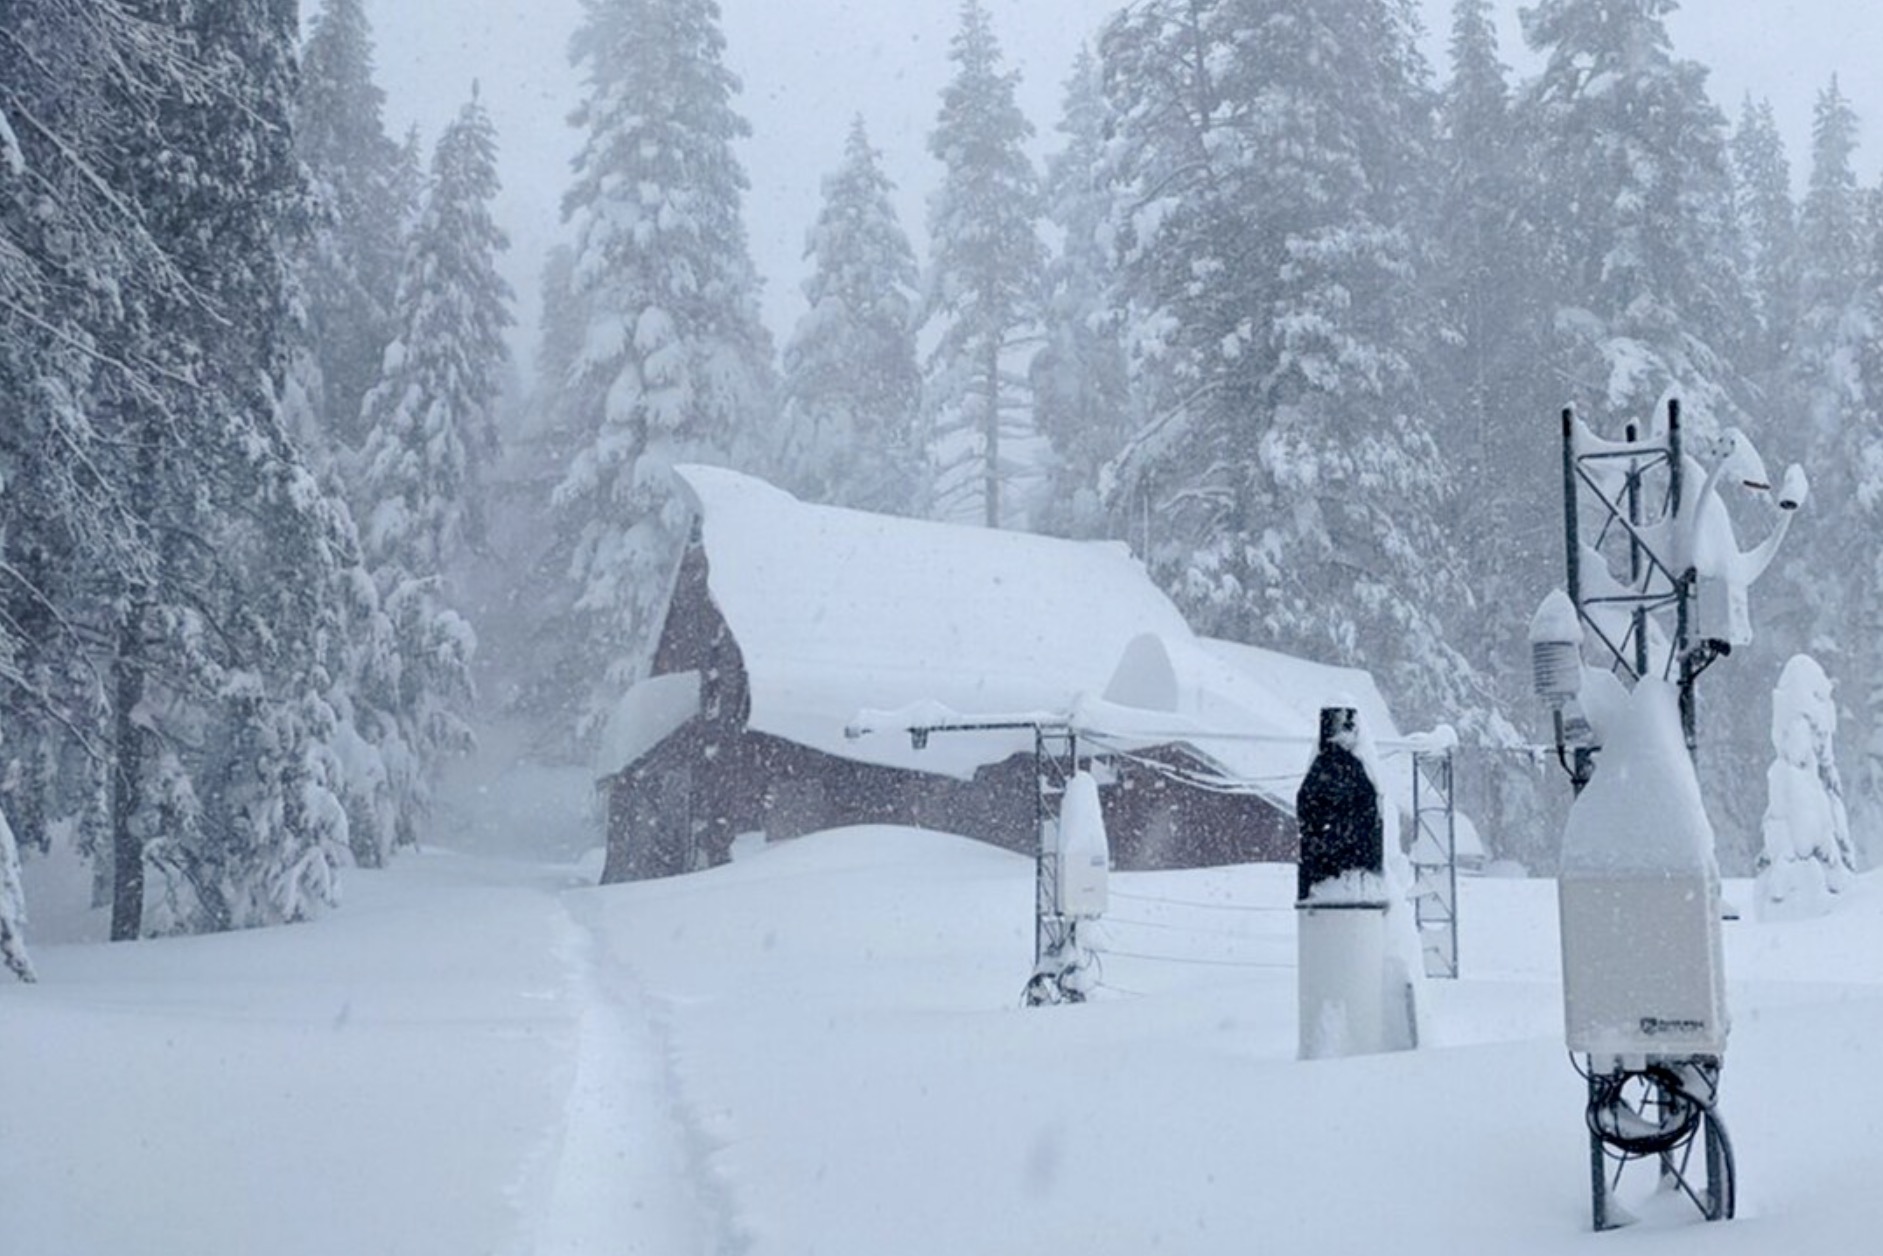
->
983;333;1000;529
109;611;146;942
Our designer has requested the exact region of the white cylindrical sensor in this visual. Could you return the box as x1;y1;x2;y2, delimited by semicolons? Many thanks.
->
1298;902;1389;1059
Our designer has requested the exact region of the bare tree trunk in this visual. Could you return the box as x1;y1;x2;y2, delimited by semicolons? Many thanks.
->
109;612;146;942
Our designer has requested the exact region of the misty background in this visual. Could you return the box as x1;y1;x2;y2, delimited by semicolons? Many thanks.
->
362;0;1883;370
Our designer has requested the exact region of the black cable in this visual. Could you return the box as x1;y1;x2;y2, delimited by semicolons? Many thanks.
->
1585;1065;1702;1156
1576;1054;1736;1220
1111;889;1288;913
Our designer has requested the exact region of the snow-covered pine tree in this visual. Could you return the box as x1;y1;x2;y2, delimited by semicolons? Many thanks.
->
0;0;173;864
4;0;358;933
920;0;1047;530
1434;0;1540;499
1030;45;1132;539
109;0;354;934
546;0;776;749
1428;0;1557;870
1515;0;1751;434
346;89;512;864
1803;106;1883;855
1759;85;1854;708
1100;0;1482;726
776;115;924;515
1731;96;1800;395
1851;182;1883;858
359;88;512;579
295;0;409;450
1793;79;1867;454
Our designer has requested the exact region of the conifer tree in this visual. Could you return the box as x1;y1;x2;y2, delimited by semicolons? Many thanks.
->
0;0;172;864
1430;0;1556;868
1790;85;1883;851
295;0;407;449
134;0;356;933
1794;78;1866;442
1031;46;1132;539
921;0;1046;529
777;116;924;514
546;0;776;747
1515;0;1750;434
348;90;512;862
1100;0;1480;725
1731;96;1800;392
1847;184;1883;855
4;0;362;932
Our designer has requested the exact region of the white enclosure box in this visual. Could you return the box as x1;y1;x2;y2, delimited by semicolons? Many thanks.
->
1559;870;1727;1057
1056;772;1110;919
1557;680;1729;1059
1694;574;1752;647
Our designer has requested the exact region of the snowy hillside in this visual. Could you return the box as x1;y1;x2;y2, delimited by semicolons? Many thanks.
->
9;826;1883;1253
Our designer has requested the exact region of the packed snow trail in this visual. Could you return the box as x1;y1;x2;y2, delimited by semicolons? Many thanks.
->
531;891;750;1255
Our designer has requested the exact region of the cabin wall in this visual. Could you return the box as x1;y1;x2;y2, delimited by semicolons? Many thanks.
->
606;727;1296;880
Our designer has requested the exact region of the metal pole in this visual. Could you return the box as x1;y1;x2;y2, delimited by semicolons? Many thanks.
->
1625;420;1649;681
1033;727;1049;968
1666;399;1699;756
1562;407;1581;614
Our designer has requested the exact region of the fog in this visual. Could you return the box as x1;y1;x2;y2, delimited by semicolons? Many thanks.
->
360;0;1883;369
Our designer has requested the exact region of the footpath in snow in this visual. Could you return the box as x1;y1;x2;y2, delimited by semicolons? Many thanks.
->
10;825;1883;1254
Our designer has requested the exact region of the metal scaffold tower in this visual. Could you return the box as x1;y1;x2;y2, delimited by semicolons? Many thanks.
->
1408;746;1459;980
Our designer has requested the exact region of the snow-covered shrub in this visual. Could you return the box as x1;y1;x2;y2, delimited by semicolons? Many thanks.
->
1757;655;1856;919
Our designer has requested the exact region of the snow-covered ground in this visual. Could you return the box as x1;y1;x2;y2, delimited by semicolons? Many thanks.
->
8;824;1883;1254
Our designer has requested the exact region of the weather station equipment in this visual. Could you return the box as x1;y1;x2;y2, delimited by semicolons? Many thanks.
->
844;713;1100;1005
1533;400;1805;1231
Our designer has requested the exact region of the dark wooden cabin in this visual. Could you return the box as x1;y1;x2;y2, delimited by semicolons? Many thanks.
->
597;468;1408;883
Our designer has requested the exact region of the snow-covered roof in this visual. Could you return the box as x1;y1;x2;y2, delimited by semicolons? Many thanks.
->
650;466;1416;812
675;465;1193;777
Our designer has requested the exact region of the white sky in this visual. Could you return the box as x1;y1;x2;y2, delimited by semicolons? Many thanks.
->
358;0;1883;377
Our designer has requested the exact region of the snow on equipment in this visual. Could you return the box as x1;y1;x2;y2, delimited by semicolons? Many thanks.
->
1756;654;1855;919
1534;400;1801;1229
1295;706;1416;1059
1055;771;1110;920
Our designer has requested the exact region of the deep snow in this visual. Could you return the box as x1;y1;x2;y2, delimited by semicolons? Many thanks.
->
9;822;1883;1254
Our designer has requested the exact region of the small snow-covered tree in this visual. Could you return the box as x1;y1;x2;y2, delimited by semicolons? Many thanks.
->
921;0;1047;529
1757;654;1856;918
776;116;924;514
545;0;776;749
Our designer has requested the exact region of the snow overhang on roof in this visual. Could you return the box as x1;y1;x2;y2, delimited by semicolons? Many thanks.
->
596;670;701;778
